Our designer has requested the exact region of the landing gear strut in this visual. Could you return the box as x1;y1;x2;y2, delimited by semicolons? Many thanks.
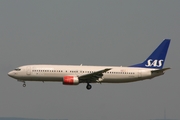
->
86;83;92;90
22;82;26;87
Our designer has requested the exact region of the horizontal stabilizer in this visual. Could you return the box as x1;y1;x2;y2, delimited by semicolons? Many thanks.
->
151;68;171;73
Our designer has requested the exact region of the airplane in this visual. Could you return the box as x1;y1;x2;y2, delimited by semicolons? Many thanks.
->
8;39;171;90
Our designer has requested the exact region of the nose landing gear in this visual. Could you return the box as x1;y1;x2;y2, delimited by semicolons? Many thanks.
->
18;80;27;87
22;81;26;87
23;83;26;87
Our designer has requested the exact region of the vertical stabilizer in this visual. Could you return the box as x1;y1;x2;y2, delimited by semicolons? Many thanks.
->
130;39;171;69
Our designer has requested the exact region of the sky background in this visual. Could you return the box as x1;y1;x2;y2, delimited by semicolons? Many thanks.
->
0;0;179;120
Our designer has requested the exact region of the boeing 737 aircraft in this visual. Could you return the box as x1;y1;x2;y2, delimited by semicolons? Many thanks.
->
8;39;171;90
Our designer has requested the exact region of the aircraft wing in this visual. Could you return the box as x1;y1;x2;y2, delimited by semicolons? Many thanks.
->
79;68;111;83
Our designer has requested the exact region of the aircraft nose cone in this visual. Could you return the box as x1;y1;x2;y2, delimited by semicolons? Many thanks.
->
8;71;14;77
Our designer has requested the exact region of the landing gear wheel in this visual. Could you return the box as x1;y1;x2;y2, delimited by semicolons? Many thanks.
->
86;84;92;90
23;83;26;87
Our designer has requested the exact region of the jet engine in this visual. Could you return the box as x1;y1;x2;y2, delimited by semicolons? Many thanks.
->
63;75;79;85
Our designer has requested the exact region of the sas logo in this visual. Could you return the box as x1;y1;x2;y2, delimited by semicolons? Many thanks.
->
145;59;164;67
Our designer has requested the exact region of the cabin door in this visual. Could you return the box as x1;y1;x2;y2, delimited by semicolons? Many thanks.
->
26;66;31;75
138;70;142;78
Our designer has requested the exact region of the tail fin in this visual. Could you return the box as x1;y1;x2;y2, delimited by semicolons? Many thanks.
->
130;39;171;69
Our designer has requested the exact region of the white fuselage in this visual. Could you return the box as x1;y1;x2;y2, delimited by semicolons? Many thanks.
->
8;64;163;83
7;39;170;90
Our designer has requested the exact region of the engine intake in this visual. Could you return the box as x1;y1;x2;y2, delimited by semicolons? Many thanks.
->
63;75;79;85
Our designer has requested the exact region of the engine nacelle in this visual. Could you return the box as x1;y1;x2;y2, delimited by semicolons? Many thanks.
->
63;75;79;85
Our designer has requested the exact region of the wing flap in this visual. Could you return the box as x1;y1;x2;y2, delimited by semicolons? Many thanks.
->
79;68;111;82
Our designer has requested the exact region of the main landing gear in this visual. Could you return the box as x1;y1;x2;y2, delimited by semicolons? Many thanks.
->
22;81;26;87
86;83;92;90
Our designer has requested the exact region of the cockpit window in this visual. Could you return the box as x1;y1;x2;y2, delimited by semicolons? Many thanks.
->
14;68;21;71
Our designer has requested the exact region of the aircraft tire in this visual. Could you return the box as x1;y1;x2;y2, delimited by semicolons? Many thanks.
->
86;84;92;90
23;84;26;87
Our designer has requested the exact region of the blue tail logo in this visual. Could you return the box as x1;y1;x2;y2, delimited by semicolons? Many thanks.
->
130;39;171;69
145;59;164;67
